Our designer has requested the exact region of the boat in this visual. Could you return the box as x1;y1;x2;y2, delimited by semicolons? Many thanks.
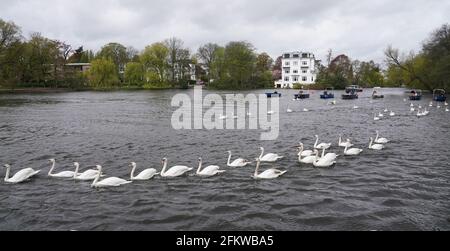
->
409;90;422;101
348;85;363;92
294;89;310;100
266;91;282;98
342;87;359;100
433;89;447;102
320;87;335;99
372;87;384;99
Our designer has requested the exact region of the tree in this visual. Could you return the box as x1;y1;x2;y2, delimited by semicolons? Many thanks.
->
140;42;169;84
197;43;220;77
0;19;23;87
86;58;119;88
124;62;145;86
97;42;128;83
164;37;191;85
223;41;256;89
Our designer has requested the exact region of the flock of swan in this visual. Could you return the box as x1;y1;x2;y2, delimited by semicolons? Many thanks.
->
2;131;391;186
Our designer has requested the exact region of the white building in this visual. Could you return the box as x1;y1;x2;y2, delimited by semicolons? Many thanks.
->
274;52;318;88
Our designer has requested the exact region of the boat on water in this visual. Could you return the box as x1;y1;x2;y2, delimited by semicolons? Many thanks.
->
433;89;447;102
294;89;310;100
342;87;359;100
266;91;282;98
348;85;363;92
409;90;422;101
320;87;335;99
372;87;384;99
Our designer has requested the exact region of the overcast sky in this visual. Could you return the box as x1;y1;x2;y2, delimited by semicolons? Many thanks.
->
1;0;449;64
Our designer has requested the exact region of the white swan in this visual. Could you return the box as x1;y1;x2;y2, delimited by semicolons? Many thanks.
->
353;106;359;109
314;135;331;150
429;102;433;107
160;158;193;177
418;105;422;109
374;114;380;121
91;165;132;188
219;115;228;120
384;108;389;113
227;151;251;167
287;108;293;113
410;103;414;107
389;111;395;117
253;158;286;179
303;108;309;112
410;107;415;112
446;107;449;112
130;162;159;181
298;148;318;164
298;142;314;157
417;109;425;117
259;147;284;162
338;135;354;148
375;131;389;144
378;112;384;118
445;101;448;106
312;151;336;168
267;110;275;115
437;105;441;109
3;164;40;184
48;159;76;178
231;113;239;119
369;138;384;150
196;158;225;177
423;108;430;115
319;148;339;162
73;162;102;181
344;144;363;156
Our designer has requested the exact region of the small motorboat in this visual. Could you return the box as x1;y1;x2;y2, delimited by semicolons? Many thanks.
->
342;86;359;100
372;87;384;99
320;87;335;99
409;90;422;101
266;91;282;98
294;89;310;100
348;85;363;92
433;89;447;102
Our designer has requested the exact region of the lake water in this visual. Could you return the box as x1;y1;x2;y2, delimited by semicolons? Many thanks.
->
0;88;449;231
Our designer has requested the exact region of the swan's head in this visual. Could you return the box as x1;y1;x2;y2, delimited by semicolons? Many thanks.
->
260;147;264;151
161;158;167;164
227;151;231;154
315;135;319;138
198;157;202;162
73;162;79;167
49;158;55;163
346;139;351;142
130;162;137;167
96;165;102;170
4;164;11;168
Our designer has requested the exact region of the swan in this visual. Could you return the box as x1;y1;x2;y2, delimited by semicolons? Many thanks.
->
227;151;251;167
344;144;363;156
417;109;425;117
418;105;422;109
338;135;354;148
437;105;441;109
298;148;318;164
390;111;395;117
130;162;159;181
219;115;228;120
303;108;309;112
297;143;314;157
314;135;331;150
446;108;449;112
410;103;414;107
353;106;359;109
445;101;448;106
410;107;415;112
384;108;389;113
253;158;286;179
374;115;380;121
196;158;225;177
312;151;336;168
91;165;132;188
231;113;239;119
246;112;252;116
429;102;433;107
267;110;275;115
259;147;284;162
319;148;339;161
375;131;389;144
73;162;102;181
160;158;193;177
378;112;384;118
48;159;76;178
329;100;337;105
3;164;40;184
423;108;430;115
369;138;385;150
287;107;293;113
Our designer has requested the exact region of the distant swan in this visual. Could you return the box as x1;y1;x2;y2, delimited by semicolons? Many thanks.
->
48;159;76;178
298;142;314;157
227;151;251;167
219;115;228;120
369;138;384;150
298;146;317;164
384;108;389;113
446;107;449;112
374;114;380;121
196;158;225;177
253;158;286;179
344;144;363;156
303;108;309;112
73;162;102;181
3;164;40;184
130;162;159;181
338;135;354;148
313;151;336;168
259;147;284;162
91;165;132;188
160;158;193;177
319;148;339;162
429;102;433;107
267;110;275;115
314;135;331;150
389;111;395;117
375;131;389;144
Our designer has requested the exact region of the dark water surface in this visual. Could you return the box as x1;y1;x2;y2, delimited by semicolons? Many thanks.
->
0;88;449;231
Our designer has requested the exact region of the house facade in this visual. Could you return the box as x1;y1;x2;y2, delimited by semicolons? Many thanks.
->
274;52;318;88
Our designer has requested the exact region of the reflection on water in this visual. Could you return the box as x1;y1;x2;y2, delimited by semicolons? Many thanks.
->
0;88;449;230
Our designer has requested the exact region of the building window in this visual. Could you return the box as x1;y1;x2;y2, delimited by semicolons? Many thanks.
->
302;61;308;65
284;54;290;59
302;53;308;58
285;70;290;74
285;62;290;66
293;70;298;74
285;77;290;82
302;70;307;74
293;61;298;66
302;77;307;82
293;77;299;82
293;54;299;58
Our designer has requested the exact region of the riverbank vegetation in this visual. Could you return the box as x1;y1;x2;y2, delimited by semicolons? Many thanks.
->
1;18;449;91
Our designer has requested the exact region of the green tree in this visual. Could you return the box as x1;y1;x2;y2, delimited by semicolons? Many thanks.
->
0;19;23;88
86;58;119;88
223;41;256;89
124;62;145;86
140;42;169;84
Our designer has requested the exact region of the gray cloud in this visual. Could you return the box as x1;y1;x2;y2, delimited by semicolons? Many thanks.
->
1;0;449;65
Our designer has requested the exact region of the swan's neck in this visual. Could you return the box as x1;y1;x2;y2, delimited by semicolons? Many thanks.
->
227;152;232;165
74;164;79;178
314;137;319;147
339;136;342;145
131;165;136;179
369;139;373;148
321;148;326;158
375;132;379;141
197;160;202;174
259;148;264;159
344;145;348;153
4;166;10;181
92;170;101;187
161;161;168;176
48;161;55;175
254;160;260;177
314;151;320;163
